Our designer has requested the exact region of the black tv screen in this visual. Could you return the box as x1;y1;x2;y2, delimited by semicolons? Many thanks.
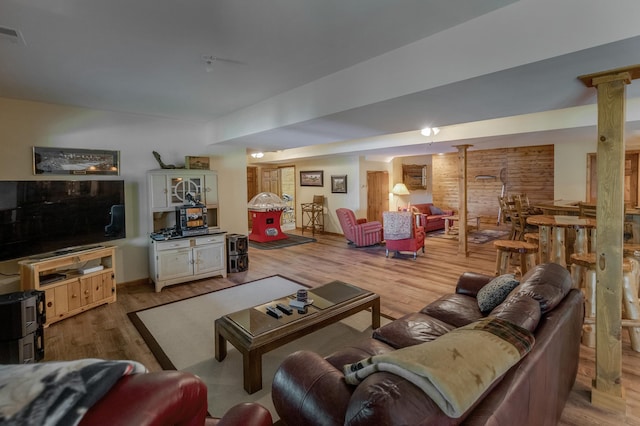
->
0;180;125;261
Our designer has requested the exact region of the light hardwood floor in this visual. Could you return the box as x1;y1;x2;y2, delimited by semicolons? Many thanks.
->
42;227;640;425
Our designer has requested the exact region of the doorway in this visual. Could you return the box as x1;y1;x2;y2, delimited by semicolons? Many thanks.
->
246;165;296;231
588;152;639;207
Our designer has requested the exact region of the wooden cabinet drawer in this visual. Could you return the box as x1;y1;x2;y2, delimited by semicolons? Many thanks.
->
195;234;224;246
156;239;191;251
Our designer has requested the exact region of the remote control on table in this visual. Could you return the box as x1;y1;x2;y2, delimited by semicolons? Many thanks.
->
276;303;293;315
266;305;282;318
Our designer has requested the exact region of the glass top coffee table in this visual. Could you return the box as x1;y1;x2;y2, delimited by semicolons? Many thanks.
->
214;280;380;394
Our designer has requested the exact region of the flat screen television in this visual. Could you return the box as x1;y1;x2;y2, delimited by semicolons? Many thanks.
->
0;180;125;261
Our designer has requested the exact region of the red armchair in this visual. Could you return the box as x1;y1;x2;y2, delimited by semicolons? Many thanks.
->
79;370;273;426
383;211;425;259
336;208;383;247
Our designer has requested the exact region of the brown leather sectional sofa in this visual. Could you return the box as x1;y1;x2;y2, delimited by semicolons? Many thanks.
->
272;263;584;425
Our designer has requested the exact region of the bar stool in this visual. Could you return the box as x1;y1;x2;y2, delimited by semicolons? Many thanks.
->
624;243;640;297
623;243;640;258
569;252;640;351
524;232;540;262
493;240;538;277
301;195;324;235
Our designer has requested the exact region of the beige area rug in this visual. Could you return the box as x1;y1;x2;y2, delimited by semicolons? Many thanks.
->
128;275;388;419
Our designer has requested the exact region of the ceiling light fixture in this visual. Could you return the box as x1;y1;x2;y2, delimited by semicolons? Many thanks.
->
201;54;246;72
250;152;264;159
420;127;440;137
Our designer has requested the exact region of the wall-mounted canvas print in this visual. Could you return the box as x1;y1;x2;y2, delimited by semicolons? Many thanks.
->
331;175;347;193
33;147;120;175
300;170;324;187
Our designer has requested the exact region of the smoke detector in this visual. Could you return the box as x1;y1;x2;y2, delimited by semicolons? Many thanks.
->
0;26;25;45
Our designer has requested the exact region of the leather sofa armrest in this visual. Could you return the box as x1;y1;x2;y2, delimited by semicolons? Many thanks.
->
455;272;493;297
206;403;273;426
272;350;353;426
79;371;208;426
345;371;455;425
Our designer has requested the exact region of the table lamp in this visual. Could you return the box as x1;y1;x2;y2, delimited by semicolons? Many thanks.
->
392;183;410;210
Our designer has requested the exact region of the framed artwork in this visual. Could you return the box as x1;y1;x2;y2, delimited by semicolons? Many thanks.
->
402;164;428;190
331;175;347;193
300;170;324;187
33;147;120;175
185;156;210;170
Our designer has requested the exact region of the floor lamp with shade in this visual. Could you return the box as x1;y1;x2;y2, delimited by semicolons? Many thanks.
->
391;183;410;210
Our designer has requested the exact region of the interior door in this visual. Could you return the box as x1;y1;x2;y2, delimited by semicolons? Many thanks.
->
367;171;389;223
588;152;639;207
625;153;638;207
261;168;280;194
246;167;258;229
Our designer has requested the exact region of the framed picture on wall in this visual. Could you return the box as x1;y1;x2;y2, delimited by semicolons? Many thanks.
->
300;170;324;187
331;175;347;193
185;156;210;170
33;147;120;175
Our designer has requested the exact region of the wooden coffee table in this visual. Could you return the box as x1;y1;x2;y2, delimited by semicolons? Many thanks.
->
444;215;480;235
214;280;380;394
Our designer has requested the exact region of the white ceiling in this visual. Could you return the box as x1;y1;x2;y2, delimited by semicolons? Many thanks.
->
2;0;640;160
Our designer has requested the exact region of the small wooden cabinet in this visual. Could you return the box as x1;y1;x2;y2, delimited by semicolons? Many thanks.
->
149;233;227;292
19;246;117;326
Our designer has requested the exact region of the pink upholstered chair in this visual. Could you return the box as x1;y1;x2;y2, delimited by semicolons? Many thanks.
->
383;211;425;259
335;208;383;247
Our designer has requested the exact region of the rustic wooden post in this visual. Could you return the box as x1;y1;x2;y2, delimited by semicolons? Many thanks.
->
579;65;640;413
454;145;472;256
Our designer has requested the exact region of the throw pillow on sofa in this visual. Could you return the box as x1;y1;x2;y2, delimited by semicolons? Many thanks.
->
477;274;520;314
430;205;444;215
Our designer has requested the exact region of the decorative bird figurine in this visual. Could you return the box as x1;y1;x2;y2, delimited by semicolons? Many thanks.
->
152;151;184;169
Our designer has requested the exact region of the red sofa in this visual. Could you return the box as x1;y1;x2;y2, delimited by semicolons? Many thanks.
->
79;370;273;426
411;203;454;232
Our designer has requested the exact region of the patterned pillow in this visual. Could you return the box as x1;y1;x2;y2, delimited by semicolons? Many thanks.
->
477;274;520;314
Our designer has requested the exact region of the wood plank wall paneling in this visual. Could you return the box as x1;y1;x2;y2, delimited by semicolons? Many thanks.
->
433;145;554;223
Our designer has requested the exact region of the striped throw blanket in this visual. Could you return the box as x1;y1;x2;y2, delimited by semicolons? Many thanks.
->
343;317;534;418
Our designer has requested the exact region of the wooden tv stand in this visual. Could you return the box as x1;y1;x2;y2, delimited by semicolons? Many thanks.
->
19;246;117;326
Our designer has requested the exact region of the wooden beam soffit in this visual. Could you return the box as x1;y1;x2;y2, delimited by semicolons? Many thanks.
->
578;64;640;87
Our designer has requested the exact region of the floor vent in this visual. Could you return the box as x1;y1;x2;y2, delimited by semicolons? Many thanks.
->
0;26;25;45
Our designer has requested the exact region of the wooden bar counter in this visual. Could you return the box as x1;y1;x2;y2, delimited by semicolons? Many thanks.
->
534;200;580;216
526;215;596;267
